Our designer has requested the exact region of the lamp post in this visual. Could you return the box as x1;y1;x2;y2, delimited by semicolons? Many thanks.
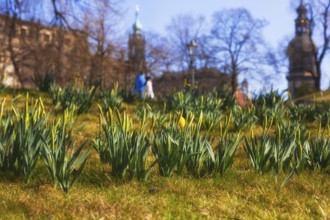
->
187;40;197;85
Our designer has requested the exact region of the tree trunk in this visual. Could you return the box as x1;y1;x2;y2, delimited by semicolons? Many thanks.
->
231;61;238;95
315;61;321;91
7;15;25;88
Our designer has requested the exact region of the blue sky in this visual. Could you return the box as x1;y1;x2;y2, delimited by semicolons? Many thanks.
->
123;0;293;47
121;0;330;91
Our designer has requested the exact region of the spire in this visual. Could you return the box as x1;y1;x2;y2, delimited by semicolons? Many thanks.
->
135;4;139;18
132;4;142;34
297;0;307;18
295;0;310;35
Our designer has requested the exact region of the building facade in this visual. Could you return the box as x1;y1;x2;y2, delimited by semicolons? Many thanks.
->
0;15;89;88
286;1;318;98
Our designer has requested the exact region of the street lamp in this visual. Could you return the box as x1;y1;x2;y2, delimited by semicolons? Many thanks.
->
186;39;197;85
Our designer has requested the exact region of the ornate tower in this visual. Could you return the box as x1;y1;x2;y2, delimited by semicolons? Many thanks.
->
286;0;318;98
127;5;146;86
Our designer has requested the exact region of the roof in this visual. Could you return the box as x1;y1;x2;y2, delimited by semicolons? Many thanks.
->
287;35;317;55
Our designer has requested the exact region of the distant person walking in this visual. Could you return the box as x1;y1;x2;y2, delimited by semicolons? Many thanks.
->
145;76;155;99
133;72;146;98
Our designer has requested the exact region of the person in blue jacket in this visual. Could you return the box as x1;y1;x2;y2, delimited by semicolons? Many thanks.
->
133;72;146;98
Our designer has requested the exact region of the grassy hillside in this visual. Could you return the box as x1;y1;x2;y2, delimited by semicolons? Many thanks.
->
0;88;329;219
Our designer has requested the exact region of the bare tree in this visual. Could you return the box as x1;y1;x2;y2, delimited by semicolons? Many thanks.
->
210;8;268;94
144;31;174;75
0;0;32;87
165;14;208;72
0;1;74;87
196;34;218;69
82;0;124;89
0;0;124;88
306;0;330;90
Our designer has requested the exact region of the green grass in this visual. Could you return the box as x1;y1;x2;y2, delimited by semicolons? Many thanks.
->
0;89;329;219
0;157;329;219
294;89;330;103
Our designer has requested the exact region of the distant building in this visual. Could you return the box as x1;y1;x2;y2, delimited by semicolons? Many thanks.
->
154;68;230;99
127;6;146;88
286;1;318;98
0;15;89;88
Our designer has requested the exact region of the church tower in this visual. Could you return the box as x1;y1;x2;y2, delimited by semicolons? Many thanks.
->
127;5;146;86
286;0;318;98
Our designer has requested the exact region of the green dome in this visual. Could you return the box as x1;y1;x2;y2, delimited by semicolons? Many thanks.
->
133;6;142;34
133;18;142;32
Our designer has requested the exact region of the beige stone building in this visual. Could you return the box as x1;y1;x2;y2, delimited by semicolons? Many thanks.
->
0;15;90;89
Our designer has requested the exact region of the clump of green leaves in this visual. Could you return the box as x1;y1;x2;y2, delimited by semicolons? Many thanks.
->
0;99;15;172
41;109;90;193
166;89;225;116
49;85;96;114
232;106;257;131
0;96;47;182
94;107;154;180
243;116;311;187
152;128;188;177
119;88;136;104
183;112;215;177
253;89;287;126
31;70;55;92
313;104;330;128
304;129;330;172
152;112;216;177
214;115;241;176
13;96;47;182
99;83;123;111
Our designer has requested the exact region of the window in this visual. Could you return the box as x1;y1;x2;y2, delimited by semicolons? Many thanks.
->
65;37;71;45
21;27;28;38
131;46;135;56
297;26;301;33
0;51;5;61
44;33;50;43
